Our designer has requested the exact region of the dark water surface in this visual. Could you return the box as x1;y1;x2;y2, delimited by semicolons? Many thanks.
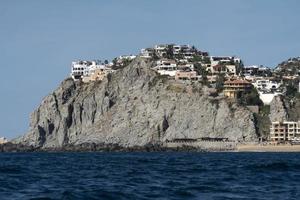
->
0;152;299;200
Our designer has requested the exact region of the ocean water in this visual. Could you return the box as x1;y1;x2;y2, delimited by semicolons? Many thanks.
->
0;153;299;200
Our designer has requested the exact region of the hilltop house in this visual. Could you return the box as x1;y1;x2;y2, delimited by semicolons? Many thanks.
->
140;44;204;61
71;60;99;80
251;78;282;105
243;65;271;77
252;79;281;91
207;56;242;76
71;60;114;82
175;70;199;81
223;79;252;99
82;65;114;83
140;48;155;58
154;44;168;57
153;59;177;76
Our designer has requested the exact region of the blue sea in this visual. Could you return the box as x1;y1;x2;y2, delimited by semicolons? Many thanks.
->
0;152;299;200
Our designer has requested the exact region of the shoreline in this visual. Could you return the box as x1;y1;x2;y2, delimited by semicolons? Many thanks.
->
2;142;300;153
236;144;300;152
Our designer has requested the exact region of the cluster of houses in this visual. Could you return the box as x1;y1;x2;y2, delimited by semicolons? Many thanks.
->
69;43;300;144
141;44;244;82
70;43;299;105
70;55;137;83
140;44;292;105
71;60;113;82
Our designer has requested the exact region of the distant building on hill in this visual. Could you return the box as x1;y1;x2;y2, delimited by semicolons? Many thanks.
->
153;59;177;76
175;70;199;81
207;56;242;76
71;60;114;82
223;79;252;99
140;43;207;61
140;48;155;58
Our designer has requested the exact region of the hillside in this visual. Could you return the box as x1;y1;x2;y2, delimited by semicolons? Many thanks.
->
275;57;300;75
11;57;260;150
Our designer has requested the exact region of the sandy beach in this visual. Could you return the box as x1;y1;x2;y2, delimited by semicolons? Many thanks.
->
237;144;300;152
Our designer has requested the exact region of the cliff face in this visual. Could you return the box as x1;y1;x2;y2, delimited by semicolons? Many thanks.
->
269;96;288;122
19;58;258;148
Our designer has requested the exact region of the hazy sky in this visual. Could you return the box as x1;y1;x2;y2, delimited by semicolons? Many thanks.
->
1;0;300;139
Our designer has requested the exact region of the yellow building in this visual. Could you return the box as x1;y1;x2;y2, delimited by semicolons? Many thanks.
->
223;79;252;98
82;69;108;83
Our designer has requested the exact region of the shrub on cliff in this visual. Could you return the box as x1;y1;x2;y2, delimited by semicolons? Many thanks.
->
238;87;263;106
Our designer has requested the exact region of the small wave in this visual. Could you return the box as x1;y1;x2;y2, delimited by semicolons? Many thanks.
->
0;165;24;174
246;162;298;172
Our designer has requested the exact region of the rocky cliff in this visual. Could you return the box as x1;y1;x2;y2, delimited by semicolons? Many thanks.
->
17;58;258;149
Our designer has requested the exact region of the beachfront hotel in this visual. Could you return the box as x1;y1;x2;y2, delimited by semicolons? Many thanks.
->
270;121;300;142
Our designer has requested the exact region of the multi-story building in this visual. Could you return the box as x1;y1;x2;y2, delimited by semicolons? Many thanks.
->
207;56;242;76
210;56;241;67
223;79;252;98
141;44;200;60
154;44;168;57
82;64;114;83
252;79;281;91
71;60;114;82
140;48;155;58
71;61;94;80
153;59;177;76
270;121;300;142
175;70;198;81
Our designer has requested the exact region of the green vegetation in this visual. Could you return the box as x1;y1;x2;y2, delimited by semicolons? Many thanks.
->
238;87;263;106
215;74;225;92
189;55;211;64
286;82;298;97
259;105;270;116
165;45;174;59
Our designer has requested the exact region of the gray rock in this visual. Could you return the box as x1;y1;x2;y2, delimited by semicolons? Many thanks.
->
269;95;288;122
17;57;258;149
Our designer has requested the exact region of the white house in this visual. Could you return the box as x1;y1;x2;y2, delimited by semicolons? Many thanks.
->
71;60;114;81
225;65;237;75
252;79;281;91
153;59;177;76
154;44;168;57
210;56;241;66
173;44;195;59
140;48;155;58
71;61;93;80
251;78;282;105
118;55;136;60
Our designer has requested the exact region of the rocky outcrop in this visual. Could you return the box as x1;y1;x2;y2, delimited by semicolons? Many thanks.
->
269;95;288;122
16;57;258;149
